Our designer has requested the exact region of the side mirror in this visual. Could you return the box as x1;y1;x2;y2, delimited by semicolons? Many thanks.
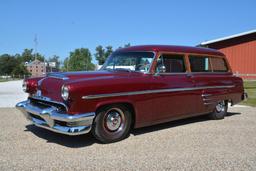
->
158;65;166;73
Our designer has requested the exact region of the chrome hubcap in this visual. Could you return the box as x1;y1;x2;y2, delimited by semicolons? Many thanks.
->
216;101;225;113
105;110;122;131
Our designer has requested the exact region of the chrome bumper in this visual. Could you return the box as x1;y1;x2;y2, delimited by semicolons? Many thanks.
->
16;100;95;136
242;92;248;101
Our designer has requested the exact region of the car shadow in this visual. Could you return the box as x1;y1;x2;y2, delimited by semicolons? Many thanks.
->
132;111;241;136
24;111;240;147
25;125;97;148
226;111;241;117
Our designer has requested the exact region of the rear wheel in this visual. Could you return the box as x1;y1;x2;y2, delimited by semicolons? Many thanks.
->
92;104;132;143
209;100;228;120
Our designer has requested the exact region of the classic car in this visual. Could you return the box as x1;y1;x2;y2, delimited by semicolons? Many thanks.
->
16;45;247;143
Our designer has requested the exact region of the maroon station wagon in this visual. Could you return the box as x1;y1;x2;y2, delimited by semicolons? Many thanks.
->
16;45;247;143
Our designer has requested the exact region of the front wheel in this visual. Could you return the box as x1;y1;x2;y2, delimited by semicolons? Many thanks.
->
92;104;132;143
209;101;228;120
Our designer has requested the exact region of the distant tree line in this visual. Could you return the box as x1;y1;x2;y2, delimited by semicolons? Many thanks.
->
0;49;60;77
62;43;131;71
0;43;131;77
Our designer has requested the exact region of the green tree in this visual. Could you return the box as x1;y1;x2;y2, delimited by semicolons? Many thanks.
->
68;48;95;71
34;52;45;62
21;49;34;62
20;49;45;62
104;46;113;60
62;57;69;71
95;45;105;65
11;63;30;77
0;54;18;75
95;45;113;65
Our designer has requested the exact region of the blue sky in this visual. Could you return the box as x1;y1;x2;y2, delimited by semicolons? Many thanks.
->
1;0;255;63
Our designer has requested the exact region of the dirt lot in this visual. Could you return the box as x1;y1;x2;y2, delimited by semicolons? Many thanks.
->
0;106;255;171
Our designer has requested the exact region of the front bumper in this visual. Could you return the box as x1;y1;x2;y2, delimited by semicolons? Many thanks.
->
16;100;95;135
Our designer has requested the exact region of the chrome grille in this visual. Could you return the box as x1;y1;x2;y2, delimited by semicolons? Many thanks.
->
29;97;67;112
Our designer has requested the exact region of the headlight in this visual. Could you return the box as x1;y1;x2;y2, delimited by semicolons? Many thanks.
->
22;80;27;92
61;85;69;100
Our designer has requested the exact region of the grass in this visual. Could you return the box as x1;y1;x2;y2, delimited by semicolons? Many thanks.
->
0;78;8;82
0;78;21;82
240;80;256;107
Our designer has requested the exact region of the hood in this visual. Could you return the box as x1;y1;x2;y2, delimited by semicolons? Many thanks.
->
38;70;140;101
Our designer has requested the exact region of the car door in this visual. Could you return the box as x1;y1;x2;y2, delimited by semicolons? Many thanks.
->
151;53;200;123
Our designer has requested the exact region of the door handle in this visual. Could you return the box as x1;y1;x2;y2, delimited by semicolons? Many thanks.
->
186;73;194;78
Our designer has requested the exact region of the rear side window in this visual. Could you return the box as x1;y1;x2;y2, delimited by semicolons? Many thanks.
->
157;54;186;73
189;55;229;72
189;56;211;72
210;57;228;72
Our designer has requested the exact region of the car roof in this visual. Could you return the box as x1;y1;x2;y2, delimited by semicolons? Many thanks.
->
116;45;224;56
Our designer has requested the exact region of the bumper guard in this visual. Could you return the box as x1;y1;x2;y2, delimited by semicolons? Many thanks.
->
16;100;95;135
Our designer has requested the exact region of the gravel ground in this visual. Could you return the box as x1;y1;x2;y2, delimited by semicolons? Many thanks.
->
0;80;27;107
0;106;255;171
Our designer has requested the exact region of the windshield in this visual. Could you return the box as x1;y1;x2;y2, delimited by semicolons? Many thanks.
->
100;52;154;73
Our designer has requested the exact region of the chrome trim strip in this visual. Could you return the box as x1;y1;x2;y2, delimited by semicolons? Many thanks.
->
204;102;216;105
201;94;212;97
16;100;95;136
203;98;213;101
37;77;46;87
48;76;69;80
47;73;69;80
82;85;235;100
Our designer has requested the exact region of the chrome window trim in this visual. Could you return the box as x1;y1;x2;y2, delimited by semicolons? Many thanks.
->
154;53;187;75
189;72;233;75
155;72;190;76
82;85;235;100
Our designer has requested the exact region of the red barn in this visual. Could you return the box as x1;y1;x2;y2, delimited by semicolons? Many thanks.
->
199;30;256;80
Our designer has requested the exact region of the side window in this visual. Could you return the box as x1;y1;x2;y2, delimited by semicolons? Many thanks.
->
157;54;186;73
189;56;212;72
210;57;228;72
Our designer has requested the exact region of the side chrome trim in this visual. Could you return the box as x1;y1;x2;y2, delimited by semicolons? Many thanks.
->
201;94;212;97
82;85;235;100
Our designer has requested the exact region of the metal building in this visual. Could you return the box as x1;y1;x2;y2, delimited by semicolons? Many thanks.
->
199;30;256;80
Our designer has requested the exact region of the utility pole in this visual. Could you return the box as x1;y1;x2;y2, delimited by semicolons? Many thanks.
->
34;34;38;61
